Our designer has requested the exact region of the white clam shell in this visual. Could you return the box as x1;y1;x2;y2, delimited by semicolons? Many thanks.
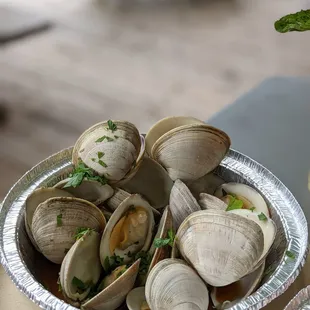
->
32;197;106;264
169;179;201;230
118;157;174;210
83;259;141;310
151;123;230;182
60;230;102;303
100;194;155;265
176;210;264;287
126;286;148;310
211;260;266;309
145;258;209;310
54;179;114;206
145;116;204;156
215;183;270;217
72;120;142;182
228;209;277;265
106;187;131;211
198;193;227;211
25;187;74;252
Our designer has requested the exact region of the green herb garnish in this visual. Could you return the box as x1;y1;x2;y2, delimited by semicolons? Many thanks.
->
57;214;62;227
57;277;62;292
225;196;243;211
116;267;127;278
103;254;124;273
98;160;107;168
114;135;119;139
133;251;152;276
250;207;256;212
275;10;310;33
75;227;92;240
258;212;268;221
286;250;296;260
97;152;104;159
95;135;114;143
154;228;175;248
107;120;117;132
72;276;88;293
64;162;108;188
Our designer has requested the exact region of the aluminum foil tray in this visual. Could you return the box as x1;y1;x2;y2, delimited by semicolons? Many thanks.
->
0;147;308;310
285;286;310;310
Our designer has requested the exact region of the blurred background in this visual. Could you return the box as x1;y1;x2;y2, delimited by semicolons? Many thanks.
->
0;0;309;199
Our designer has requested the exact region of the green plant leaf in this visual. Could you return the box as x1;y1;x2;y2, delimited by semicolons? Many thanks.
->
275;10;310;33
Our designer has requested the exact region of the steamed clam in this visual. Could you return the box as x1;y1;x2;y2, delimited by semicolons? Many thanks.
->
145;259;210;310
72;120;144;183
100;194;155;265
23;116;278;309
146;116;231;182
32;197;106;264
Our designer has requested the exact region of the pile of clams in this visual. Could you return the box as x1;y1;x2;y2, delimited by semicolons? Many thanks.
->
25;117;278;310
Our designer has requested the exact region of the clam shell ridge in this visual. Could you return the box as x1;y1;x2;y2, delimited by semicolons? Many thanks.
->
32;197;106;264
60;230;102;302
145;116;205;156
176;210;264;287
72;120;142;182
169;179;201;230
145;258;209;310
25;187;74;251
100;194;155;265
83;259;141;310
54;179;114;206
151;124;231;182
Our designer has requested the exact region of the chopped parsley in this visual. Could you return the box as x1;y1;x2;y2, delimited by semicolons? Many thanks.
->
116;267;127;278
286;250;296;260
258;212;268;221
57;277;62;292
225;196;243;211
75;227;93;240
249;207;256;212
95;135;114;143
98;160;107;168
114;135;119;139
154;229;175;248
56;214;62;227
107;120;117;132
133;251;152;276
103;255;125;273
97;152;104;159
72;277;88;293
64;162;108;188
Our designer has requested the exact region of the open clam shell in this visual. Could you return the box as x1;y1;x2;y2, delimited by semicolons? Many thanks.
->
60;230;102;304
118;157;173;210
145;258;210;310
126;287;149;310
82;259;141;310
54;179;114;206
100;194;155;265
211;260;266;309
151;123;231;182
32;197;106;264
228;209;276;267
25;187;74;251
72;120;142;182
106;188;131;211
145;116;205;156
198;193;227;211
176;210;264;287
169;179;201;230
137;206;173;286
215;183;270;217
